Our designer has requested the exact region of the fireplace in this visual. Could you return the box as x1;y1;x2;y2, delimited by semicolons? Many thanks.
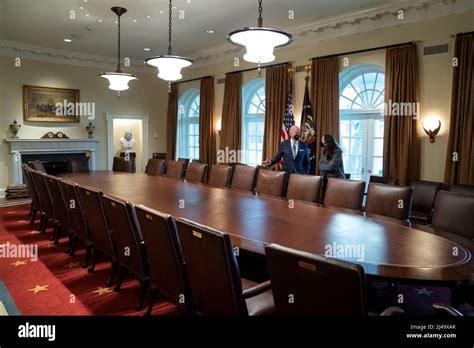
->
22;152;88;176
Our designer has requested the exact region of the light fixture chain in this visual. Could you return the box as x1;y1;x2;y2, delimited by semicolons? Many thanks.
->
168;0;173;55
258;0;263;27
117;12;121;71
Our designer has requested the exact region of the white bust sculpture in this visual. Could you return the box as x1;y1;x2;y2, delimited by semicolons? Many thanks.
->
120;130;135;153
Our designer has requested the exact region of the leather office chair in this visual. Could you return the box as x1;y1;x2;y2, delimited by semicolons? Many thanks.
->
365;183;413;224
265;243;403;316
44;174;70;244
192;159;201;163
112;157;133;173
135;205;191;316
177;158;190;170
75;185;118;286
166;160;185;179
22;164;42;225
230;165;257;193
286;174;321;203
101;195;150;310
409;180;443;224
152;152;167;160
58;180;92;262
184;163;208;183
29;160;46;172
449;184;474;195
369;175;398;185
432;303;474;316
145;159;166;176
175;218;274;316
323;178;365;213
255;169;287;197
208;165;233;188
67;158;91;173
30;170;54;235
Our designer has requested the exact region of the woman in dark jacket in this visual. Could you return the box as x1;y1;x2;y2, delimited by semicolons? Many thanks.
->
319;134;345;178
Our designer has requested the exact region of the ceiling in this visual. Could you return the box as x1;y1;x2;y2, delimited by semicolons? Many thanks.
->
0;0;407;60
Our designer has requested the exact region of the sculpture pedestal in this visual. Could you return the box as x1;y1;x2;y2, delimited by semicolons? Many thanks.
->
119;152;136;173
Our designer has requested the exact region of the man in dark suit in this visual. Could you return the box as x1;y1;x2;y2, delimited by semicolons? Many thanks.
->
263;126;310;174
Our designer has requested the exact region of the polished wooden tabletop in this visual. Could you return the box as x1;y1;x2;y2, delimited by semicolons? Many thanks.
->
63;171;474;282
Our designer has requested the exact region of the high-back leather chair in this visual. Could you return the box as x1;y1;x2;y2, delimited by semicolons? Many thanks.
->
67;158;90;173
166;160;185;179
255;169;287;197
230;165;257;193
184;163;208;183
177;158;190;171
409;180;443;224
44;174;70;244
75;184;118;284
265;243;403;316
323;178;365;213
22;164;41;225
112;157;133;173
286;174;321;203
208;165;233;188
152;152;167;160
58;179;91;261
175;218;274;316
145;159;165;176
135;205;190;315
30;170;54;234
29;160;46;172
365;183;413;224
449;184;474;195
369;175;398;185
101;195;150;310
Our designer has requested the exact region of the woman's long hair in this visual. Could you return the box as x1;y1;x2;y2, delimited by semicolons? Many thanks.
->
322;134;341;160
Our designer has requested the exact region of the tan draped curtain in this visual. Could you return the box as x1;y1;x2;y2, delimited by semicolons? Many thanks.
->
263;63;289;162
383;44;421;186
199;76;216;166
444;34;474;186
219;72;242;157
166;83;178;160
311;57;340;175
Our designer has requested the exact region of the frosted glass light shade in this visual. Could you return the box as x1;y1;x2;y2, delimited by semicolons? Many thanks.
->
145;55;193;82
227;27;293;64
99;72;138;91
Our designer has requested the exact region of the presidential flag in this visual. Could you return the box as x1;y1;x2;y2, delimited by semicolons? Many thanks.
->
281;78;295;167
300;76;316;175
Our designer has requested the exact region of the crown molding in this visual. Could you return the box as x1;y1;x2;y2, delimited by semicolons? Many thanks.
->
0;0;472;71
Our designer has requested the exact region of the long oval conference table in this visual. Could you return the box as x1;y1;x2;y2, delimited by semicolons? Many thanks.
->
62;171;473;284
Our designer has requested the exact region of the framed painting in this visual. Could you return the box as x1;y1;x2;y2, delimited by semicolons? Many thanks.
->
23;85;80;123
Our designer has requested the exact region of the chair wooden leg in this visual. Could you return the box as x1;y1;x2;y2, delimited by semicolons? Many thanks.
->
88;248;99;273
113;264;126;292
69;235;79;256
40;215;48;234
106;259;119;287
53;224;62;244
49;221;59;241
136;278;151;311
82;244;93;268
29;209;37;225
28;203;33;216
144;286;158;316
37;213;46;231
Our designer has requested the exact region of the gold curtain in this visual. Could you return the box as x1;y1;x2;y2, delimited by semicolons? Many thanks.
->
262;63;289;162
199;76;216;166
383;44;421;186
166;83;178;160
311;57;340;175
219;72;242;157
444;34;474;186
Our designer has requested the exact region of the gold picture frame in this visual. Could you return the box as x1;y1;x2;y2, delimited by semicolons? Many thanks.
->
23;85;80;123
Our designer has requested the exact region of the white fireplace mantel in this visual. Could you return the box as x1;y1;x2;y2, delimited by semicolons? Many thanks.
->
4;138;99;184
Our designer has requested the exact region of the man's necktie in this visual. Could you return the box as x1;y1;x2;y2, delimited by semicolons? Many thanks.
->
292;141;297;158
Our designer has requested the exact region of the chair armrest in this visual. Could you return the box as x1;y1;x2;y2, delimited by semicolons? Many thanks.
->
242;280;271;299
432;303;464;316
379;306;404;316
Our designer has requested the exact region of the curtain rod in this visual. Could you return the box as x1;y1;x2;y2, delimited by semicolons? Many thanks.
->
309;40;417;60
449;31;474;38
172;75;212;85
226;61;293;75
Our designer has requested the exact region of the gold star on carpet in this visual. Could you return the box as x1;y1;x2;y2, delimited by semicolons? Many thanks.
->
7;211;16;214
44;243;56;249
29;230;40;235
92;287;112;296
65;262;80;269
11;260;28;267
17;220;26;223
28;284;49;294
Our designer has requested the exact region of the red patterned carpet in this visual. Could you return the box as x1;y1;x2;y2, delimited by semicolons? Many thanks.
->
0;204;177;316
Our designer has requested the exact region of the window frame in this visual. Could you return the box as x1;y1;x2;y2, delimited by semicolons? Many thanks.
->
177;88;200;160
242;78;265;166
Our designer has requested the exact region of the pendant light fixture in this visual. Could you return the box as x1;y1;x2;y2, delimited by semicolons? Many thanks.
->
227;0;293;64
99;7;138;91
145;0;193;83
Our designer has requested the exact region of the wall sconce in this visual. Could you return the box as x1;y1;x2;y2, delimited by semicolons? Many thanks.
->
216;120;222;135
422;118;441;143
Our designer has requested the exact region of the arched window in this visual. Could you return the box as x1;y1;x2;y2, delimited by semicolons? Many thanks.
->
177;88;200;160
242;78;265;166
339;64;385;181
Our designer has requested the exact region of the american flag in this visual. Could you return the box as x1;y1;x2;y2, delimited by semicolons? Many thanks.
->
300;77;317;174
281;79;295;143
